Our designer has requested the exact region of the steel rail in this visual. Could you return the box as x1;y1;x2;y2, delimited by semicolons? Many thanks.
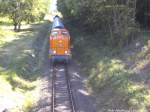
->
65;64;77;112
51;63;77;112
51;65;55;112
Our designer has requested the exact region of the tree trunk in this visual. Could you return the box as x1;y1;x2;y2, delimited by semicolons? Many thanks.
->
14;23;17;31
18;23;21;32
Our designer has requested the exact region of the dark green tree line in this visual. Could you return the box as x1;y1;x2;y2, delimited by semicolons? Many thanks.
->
57;0;137;47
136;0;150;27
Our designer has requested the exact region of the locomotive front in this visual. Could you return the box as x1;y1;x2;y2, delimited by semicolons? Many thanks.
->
49;16;71;63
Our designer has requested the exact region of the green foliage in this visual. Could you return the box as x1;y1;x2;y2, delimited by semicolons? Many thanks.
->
0;0;51;31
0;23;48;111
72;25;150;111
136;0;150;27
58;0;138;47
24;0;51;23
0;17;12;25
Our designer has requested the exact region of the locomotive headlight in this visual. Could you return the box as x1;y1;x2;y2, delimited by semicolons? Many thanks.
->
65;50;70;54
53;50;56;54
65;50;68;54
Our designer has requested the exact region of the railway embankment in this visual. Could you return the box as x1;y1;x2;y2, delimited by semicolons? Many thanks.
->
72;28;150;112
0;22;50;111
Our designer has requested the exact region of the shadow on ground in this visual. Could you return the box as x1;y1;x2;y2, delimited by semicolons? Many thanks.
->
0;22;50;92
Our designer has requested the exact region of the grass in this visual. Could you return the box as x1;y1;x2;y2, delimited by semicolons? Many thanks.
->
72;27;150;112
0;28;17;46
0;21;43;111
0;70;40;111
0;16;13;26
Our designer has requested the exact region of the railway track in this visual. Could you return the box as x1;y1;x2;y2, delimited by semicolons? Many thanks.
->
51;64;76;112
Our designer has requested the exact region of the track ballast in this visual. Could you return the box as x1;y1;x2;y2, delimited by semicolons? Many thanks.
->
51;64;76;112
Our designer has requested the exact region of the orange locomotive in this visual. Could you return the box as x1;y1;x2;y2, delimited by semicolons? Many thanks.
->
49;16;71;63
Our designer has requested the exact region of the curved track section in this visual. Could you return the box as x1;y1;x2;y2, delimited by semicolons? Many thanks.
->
51;64;76;112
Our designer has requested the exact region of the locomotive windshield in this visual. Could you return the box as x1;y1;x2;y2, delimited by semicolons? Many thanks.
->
62;31;69;36
51;31;58;37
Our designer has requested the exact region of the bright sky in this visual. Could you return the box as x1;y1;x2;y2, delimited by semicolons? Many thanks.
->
44;0;59;21
50;0;57;12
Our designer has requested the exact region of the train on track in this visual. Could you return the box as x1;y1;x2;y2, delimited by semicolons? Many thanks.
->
49;16;72;63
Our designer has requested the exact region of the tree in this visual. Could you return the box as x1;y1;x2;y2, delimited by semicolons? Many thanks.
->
25;0;51;23
57;0;137;47
0;0;51;31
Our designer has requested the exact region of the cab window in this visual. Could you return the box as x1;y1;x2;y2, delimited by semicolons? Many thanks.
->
62;31;69;37
51;31;58;37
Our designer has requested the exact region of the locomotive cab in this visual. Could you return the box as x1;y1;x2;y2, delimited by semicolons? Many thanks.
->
49;16;72;63
49;28;71;63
